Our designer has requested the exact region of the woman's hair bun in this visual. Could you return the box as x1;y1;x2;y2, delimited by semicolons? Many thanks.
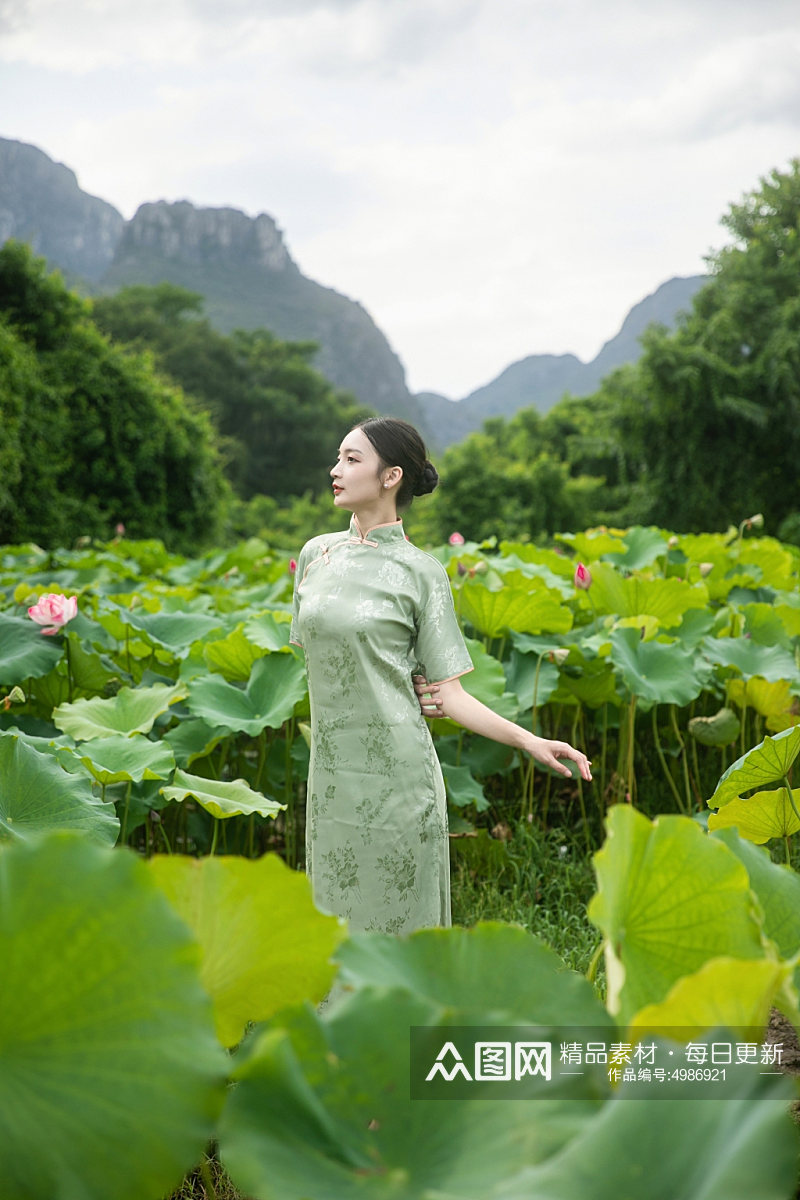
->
414;460;439;496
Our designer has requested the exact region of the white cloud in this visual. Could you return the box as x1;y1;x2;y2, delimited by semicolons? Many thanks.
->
1;0;799;395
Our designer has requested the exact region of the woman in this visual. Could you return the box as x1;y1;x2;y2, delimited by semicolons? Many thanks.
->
290;417;591;934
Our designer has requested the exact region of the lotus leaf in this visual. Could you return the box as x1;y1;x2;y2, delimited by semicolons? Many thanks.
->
495;1071;795;1200
0;610;62;684
589;806;763;1024
204;625;267;681
588;564;708;629
187;652;307;736
218;986;600;1200
708;787;800;843
333;923;613;1027
688;706;740;747
53;682;187;740
160;768;284;820
727;676;799;733
74;733;176;786
709;727;800;808
149;853;344;1046
442;762;489;810
609;627;710;709
712;829;800;963
0;834;226;1200
701;635;800;684
0;731;118;843
459;574;572;638
627;956;791;1038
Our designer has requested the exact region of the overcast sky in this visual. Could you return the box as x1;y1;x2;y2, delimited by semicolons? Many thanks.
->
1;0;799;398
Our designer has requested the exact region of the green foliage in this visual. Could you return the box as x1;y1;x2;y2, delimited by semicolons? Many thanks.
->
92;283;372;501
0;244;231;551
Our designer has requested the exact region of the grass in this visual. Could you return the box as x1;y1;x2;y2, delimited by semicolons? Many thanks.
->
449;817;604;982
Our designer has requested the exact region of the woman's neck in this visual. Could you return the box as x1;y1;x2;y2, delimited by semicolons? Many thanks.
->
351;501;399;535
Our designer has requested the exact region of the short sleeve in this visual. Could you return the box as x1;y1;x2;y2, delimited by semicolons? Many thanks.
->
289;544;307;648
413;559;474;684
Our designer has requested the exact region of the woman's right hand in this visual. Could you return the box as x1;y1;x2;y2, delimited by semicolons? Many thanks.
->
413;674;443;718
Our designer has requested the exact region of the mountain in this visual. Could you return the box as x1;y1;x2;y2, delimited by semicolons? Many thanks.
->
0;138;124;281
101;200;419;423
0;137;418;423
1;136;706;447
419;275;706;447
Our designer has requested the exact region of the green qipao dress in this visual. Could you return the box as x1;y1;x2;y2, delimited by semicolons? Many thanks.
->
290;514;473;934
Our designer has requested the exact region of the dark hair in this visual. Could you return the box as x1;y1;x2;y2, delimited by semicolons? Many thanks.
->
356;417;439;511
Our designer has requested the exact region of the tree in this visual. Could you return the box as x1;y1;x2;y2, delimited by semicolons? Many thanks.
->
0;243;230;550
611;159;800;533
92;285;372;501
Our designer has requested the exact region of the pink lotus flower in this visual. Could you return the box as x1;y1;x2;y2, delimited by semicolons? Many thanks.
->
27;593;78;635
448;532;465;546
288;558;297;575
573;562;592;591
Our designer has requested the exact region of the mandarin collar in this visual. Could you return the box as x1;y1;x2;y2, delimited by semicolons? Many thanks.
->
349;514;407;544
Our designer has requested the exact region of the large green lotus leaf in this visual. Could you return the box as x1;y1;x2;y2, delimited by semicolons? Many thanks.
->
628;956;790;1039
160;768;284;820
727;676;798;733
149;853;344;1047
609;626;710;708
119;608;223;656
709;727;800;808
602;525;668;570
0;611;63;685
442;762;489;811
556;529;626;560
219;987;599;1200
708;787;800;843
688;706;741;747
204;626;267;682
551;657;621;709
496;1073;796;1200
53;682;187;740
0;834;226;1200
187;653;307;736
701;635;800;683
164;717;230;768
712;829;800;962
0;731;118;844
73;733;176;786
460;575;572;638
334;923;613;1027
504;648;561;709
588;563;708;628
64;631;121;694
244;611;293;652
588;806;764;1025
741;602;800;649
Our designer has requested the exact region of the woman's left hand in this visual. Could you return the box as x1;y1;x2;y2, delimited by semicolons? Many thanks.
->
527;734;592;782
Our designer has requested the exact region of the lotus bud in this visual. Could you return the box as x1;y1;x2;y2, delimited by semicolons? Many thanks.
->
288;558;297;575
747;513;764;529
457;561;467;577
448;531;466;545
573;562;592;590
667;535;679;548
115;522;126;537
698;562;714;577
474;560;488;573
547;648;570;665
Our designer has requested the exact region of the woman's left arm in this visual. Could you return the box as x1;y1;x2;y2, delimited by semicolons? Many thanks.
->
413;675;592;781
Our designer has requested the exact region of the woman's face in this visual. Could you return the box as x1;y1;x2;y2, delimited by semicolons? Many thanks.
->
330;427;388;511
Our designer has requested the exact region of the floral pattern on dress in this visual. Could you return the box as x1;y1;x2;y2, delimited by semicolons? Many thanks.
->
376;846;418;904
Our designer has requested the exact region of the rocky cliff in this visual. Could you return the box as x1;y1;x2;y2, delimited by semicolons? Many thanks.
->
0;138;124;281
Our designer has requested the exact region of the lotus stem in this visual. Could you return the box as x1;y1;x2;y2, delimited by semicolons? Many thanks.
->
586;939;604;987
120;781;131;844
209;818;220;856
651;705;684;813
65;635;74;702
669;705;693;814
